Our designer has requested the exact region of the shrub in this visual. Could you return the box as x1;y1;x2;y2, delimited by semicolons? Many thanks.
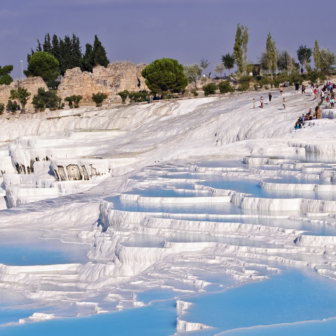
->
238;75;251;91
65;95;82;108
0;103;4;114
118;90;129;103
259;77;269;88
9;87;31;112
92;92;108;107
65;96;74;108
265;85;269;90
203;83;218;96
254;84;258;91
32;87;64;112
6;100;18;112
141;58;188;94
128;91;148;103
218;81;234;94
191;89;198;97
162;93;173;99
24;51;60;81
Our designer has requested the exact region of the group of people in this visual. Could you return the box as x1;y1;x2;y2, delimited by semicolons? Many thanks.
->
294;79;336;129
252;87;286;109
294;107;322;129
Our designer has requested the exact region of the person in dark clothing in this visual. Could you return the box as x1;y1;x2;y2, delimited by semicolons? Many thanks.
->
294;119;302;129
268;92;272;103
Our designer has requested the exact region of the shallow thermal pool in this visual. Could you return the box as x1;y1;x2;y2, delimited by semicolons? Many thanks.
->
2;155;336;335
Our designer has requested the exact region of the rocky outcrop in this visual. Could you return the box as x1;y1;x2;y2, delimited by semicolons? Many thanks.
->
0;77;48;112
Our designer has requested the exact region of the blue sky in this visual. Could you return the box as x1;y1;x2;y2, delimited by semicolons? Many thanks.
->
1;0;335;79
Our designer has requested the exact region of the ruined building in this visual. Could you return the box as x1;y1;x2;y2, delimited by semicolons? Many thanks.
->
0;61;148;111
57;61;147;103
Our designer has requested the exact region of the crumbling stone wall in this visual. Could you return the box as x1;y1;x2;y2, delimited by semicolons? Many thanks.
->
0;61;148;110
0;77;48;111
57;61;148;103
57;67;111;102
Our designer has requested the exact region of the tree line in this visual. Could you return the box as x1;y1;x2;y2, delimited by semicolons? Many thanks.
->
184;24;335;86
27;33;109;76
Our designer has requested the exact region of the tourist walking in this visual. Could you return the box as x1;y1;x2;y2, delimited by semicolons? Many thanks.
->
280;86;283;97
253;98;255;109
283;98;286;110
268;92;272;103
260;96;264;108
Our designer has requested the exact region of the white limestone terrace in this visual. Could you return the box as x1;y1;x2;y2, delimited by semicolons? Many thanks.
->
1;88;336;331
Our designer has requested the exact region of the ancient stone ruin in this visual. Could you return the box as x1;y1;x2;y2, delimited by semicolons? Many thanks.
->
0;77;48;111
56;61;148;103
0;61;148;111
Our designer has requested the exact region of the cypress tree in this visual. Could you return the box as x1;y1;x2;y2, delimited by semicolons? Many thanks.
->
59;36;73;75
92;35;109;67
81;43;94;72
43;33;52;53
266;32;277;80
241;26;249;74
50;34;61;64
313;40;321;71
36;40;42;52
71;34;82;69
233;24;243;75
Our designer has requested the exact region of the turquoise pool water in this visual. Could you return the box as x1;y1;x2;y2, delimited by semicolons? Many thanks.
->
0;229;89;266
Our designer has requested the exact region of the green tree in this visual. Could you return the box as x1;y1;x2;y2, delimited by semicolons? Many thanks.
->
46;79;60;90
320;48;336;74
24;51;59;81
307;70;321;84
43;33;52;53
92;92;108;107
9;87;31;112
221;53;235;75
241;26;249;74
0;65;14;85
81;44;94;72
313;41;321;71
266;32;277;80
297;45;312;72
50;34;61;63
200;58;210;76
203;83;217;96
233;24;243;74
32;87;64;112
184;64;202;87
93;35;109;67
71;34;82;69
214;64;225;77
141;58;188;94
59;36;73;76
277;50;295;73
0;103;4;115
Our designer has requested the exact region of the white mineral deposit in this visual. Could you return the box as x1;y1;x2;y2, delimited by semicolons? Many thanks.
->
2;84;336;336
